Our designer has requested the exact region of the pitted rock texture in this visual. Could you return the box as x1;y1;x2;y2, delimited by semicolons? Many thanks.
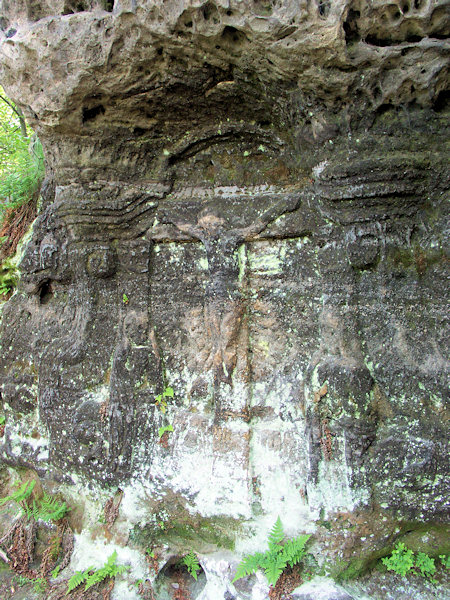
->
0;0;449;597
0;0;448;181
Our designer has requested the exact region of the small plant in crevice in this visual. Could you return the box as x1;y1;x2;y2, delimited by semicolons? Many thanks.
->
154;386;174;413
66;550;129;594
145;548;159;575
381;542;447;583
181;551;201;580
0;415;5;437
233;517;311;586
158;424;174;439
0;480;68;522
0;478;75;587
158;424;174;448
382;542;414;576
0;480;35;514
440;554;450;569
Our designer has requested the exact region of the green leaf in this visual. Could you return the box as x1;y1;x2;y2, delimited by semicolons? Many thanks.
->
232;552;265;582
415;552;436;578
36;491;68;522
268;517;284;552
0;416;5;425
163;386;174;398
382;543;414;577
158;424;174;438
182;551;201;580
263;553;286;586
282;534;311;568
0;480;36;507
51;565;61;579
66;569;91;594
106;550;118;567
233;521;311;586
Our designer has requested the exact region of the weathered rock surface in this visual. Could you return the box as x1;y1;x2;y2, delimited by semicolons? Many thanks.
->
0;1;448;599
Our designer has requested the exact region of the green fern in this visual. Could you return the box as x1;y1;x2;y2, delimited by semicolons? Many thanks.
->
233;518;311;587
282;534;311;568
263;553;286;586
233;552;265;581
67;551;129;595
0;481;68;523
267;516;284;552
34;491;68;522
0;480;36;507
66;568;92;594
182;551;201;580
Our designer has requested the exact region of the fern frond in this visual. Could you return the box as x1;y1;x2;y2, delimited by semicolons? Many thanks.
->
232;552;265;582
263;553;286;586
0;480;36;506
84;569;106;591
105;550;118;569
66;568;91;594
268;517;284;552
282;534;311;568
114;564;129;575
233;522;312;589
79;551;130;591
39;492;68;522
182;551;201;580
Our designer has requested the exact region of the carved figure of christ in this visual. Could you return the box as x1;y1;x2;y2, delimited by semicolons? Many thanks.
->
154;192;302;389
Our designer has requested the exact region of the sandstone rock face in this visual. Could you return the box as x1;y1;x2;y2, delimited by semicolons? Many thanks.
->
0;1;448;598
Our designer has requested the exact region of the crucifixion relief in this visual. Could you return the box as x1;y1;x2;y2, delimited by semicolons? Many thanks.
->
150;190;302;419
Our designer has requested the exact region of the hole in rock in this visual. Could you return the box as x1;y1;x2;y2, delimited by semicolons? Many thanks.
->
432;89;449;112
62;1;87;13
414;0;422;7
157;47;163;55
386;5;402;21
317;0;331;17
373;86;382;99
102;0;114;11
430;33;450;40
38;280;53;305
406;34;424;42
364;32;424;46
402;2;410;13
375;103;394;117
154;556;207;599
343;9;361;45
221;25;248;45
82;104;105;123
